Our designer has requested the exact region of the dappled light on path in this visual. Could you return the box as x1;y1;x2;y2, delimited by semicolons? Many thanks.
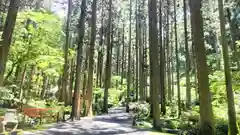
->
24;107;150;135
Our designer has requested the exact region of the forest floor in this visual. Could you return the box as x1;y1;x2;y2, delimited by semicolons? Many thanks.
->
23;107;172;135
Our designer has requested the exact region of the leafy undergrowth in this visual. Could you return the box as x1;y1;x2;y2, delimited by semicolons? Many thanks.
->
148;131;174;135
130;100;240;135
129;71;240;135
19;123;55;132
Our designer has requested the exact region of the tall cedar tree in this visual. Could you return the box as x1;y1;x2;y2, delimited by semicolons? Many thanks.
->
148;0;161;129
126;0;132;113
183;0;191;109
103;0;113;113
0;0;20;85
86;0;97;116
189;0;214;134
218;0;238;134
71;0;87;120
174;0;181;116
62;0;72;105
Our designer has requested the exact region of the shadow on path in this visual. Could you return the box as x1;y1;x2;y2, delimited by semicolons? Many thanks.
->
24;107;149;135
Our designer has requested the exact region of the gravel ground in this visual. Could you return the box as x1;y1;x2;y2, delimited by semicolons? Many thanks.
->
23;107;150;135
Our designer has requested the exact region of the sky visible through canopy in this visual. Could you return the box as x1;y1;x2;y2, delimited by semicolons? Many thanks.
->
49;0;68;18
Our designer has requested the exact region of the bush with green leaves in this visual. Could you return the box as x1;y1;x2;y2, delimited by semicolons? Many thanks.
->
92;76;127;114
4;11;65;100
215;118;228;135
92;87;104;114
130;102;150;121
0;86;21;108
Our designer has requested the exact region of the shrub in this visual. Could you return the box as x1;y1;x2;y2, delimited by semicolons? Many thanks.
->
215;118;228;135
130;102;150;123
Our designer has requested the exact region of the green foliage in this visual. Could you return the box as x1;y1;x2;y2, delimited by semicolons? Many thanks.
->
130;102;150;121
215;118;228;135
93;87;104;114
24;99;68;117
130;102;151;127
108;87;123;106
209;71;226;106
92;76;126;114
7;11;64;78
0;86;21;108
25;99;47;108
177;107;233;135
2;11;66;108
0;87;13;100
236;40;240;48
111;76;121;86
0;108;6;116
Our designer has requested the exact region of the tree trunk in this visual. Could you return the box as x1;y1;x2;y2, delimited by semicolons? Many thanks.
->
62;0;72;106
121;24;125;85
166;0;171;103
183;0;191;109
135;0;139;101
86;0;97;117
189;0;214;134
218;0;238;134
159;0;166;115
0;0;20;86
71;0;87;120
143;21;148;101
139;15;144;101
69;59;75;104
83;45;89;97
148;0;161;129
126;0;132;113
170;21;175;100
115;18;120;88
116;25;120;79
174;0;181;116
4;61;18;82
103;0;113;114
190;16;198;101
27;65;35;98
96;1;104;87
226;8;240;70
41;73;48;99
19;64;27;100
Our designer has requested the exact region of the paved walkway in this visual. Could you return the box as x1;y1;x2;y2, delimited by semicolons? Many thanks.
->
24;107;150;135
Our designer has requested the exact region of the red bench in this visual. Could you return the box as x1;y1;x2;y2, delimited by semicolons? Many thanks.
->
22;108;59;124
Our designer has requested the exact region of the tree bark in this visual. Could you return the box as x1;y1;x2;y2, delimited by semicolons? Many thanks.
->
62;0;72;106
103;0;113;114
71;0;87;120
86;0;97;116
189;0;214;134
121;24;125;85
174;0;181;116
126;0;132;113
27;65;35;98
139;14;144;101
69;59;75;103
0;0;20;86
226;8;240;70
96;4;104;87
218;0;238;134
148;0;161;129
166;0;171;103
41;73;48;99
19;64;27;100
159;0;166;115
183;0;191;109
135;0;139;101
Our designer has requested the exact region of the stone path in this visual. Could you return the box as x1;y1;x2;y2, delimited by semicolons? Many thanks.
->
23;107;150;135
